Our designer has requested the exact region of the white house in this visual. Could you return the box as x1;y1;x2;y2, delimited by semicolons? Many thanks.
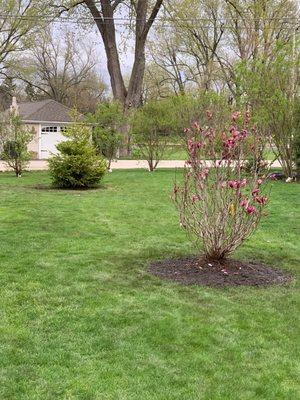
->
5;98;76;159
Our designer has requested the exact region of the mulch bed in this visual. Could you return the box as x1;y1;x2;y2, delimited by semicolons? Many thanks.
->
149;256;293;288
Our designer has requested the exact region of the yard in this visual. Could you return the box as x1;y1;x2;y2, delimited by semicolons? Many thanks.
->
0;170;299;399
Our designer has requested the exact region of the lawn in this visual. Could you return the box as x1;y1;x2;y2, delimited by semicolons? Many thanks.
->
0;170;299;400
120;145;276;161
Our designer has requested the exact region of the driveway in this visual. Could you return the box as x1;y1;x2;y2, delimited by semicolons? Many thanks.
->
0;159;282;171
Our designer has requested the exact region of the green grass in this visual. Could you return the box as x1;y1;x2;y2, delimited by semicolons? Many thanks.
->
119;145;188;160
0;170;299;400
120;146;275;161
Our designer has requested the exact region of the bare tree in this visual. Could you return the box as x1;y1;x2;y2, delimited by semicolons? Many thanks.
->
0;0;47;76
56;1;164;108
12;29;107;112
148;32;189;96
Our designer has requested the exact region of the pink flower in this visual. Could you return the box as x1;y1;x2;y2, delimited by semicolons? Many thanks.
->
240;129;248;138
224;139;236;148
252;188;260;196
228;179;247;189
257;179;263;185
232;111;241;121
254;196;268;205
240;199;249;208
239;179;247;188
228;180;238;189
246;205;256;214
184;128;190;134
188;139;194;152
193;121;200;130
232;130;239;139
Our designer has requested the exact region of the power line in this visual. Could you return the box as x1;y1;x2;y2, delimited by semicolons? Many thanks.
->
0;13;299;23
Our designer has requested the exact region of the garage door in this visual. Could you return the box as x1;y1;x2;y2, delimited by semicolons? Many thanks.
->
40;126;66;159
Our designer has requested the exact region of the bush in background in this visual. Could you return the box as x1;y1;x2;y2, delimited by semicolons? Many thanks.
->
49;122;107;188
130;99;172;171
0;114;34;177
87;102;124;169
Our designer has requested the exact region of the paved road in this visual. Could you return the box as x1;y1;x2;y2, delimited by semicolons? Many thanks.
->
0;159;282;171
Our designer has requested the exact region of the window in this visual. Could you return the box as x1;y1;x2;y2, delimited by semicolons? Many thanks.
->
41;126;58;134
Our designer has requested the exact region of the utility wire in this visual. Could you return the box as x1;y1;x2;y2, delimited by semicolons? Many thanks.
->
0;13;299;23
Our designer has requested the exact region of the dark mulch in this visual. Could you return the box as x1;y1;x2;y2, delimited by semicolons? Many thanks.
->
149;256;293;288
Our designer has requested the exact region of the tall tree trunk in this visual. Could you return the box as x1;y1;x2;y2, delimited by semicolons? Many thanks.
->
83;0;163;155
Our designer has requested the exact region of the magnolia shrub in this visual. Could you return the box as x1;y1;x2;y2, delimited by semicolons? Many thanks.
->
173;111;270;260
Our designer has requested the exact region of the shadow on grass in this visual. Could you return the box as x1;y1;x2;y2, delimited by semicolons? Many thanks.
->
33;183;107;193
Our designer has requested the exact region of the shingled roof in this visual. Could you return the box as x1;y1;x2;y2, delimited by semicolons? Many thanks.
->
6;99;75;123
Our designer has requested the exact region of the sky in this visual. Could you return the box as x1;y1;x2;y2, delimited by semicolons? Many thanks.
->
54;14;137;87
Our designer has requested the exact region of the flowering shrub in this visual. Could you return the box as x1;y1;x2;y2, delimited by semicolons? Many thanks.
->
173;111;270;260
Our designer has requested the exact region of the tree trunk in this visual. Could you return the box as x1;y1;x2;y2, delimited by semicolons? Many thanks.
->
83;0;163;156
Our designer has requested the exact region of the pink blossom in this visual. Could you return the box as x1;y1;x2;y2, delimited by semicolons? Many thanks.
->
240;199;249;208
240;179;247;188
184;128;190;134
240;129;248;138
254;196;268;205
232;111;241;121
188;139;195;154
228;180;238;189
224;139;236;148
246;205;256;214
228;179;247;189
252;188;260;196
193;121;200;130
257;179;263;185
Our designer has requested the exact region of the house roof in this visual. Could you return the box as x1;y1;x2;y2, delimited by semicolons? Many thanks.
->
5;99;76;123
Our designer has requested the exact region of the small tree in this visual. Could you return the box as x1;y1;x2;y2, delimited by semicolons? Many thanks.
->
130;99;176;171
49;122;107;188
236;41;300;179
0;114;34;177
173;111;270;261
87;102;123;169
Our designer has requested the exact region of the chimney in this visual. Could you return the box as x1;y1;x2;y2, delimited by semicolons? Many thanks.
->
10;96;19;115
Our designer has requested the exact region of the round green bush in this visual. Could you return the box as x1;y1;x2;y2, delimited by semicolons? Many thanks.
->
49;123;107;189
